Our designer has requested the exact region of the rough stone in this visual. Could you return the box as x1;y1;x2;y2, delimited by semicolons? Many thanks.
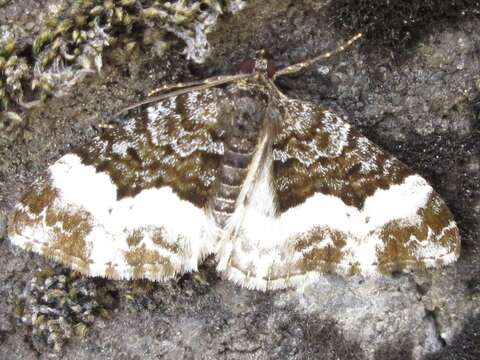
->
0;0;479;359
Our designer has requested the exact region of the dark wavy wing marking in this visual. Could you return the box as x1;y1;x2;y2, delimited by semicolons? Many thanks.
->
9;88;226;281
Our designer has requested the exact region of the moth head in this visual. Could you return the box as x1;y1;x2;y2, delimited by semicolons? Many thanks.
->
239;49;276;79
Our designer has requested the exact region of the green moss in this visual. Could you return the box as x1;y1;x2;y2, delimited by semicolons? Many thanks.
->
0;0;248;140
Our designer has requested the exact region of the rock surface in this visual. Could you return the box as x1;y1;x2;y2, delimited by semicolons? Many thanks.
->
1;0;479;359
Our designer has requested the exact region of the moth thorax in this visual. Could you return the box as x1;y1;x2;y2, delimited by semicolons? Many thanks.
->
212;90;268;227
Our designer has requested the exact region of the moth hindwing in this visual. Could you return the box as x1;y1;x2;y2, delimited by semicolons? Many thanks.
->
9;38;460;291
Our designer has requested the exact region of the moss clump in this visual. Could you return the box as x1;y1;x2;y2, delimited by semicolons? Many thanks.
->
15;266;116;352
0;0;248;141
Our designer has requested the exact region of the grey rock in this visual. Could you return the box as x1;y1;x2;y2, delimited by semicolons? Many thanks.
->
1;0;479;359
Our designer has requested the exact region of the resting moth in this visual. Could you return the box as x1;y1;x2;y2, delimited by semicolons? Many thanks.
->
8;34;460;291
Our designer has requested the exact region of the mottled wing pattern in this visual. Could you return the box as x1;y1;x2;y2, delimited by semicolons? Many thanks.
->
218;98;460;290
9;89;225;281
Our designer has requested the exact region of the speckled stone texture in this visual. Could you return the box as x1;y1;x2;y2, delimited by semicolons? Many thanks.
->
0;0;479;359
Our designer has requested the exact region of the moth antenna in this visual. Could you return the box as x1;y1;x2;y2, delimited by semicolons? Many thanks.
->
273;32;362;79
148;74;248;97
112;73;254;119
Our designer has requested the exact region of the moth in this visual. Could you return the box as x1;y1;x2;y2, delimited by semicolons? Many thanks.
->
8;34;460;290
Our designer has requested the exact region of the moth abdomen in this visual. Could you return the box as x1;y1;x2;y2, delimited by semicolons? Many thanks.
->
223;149;253;168
213;149;254;228
212;90;267;228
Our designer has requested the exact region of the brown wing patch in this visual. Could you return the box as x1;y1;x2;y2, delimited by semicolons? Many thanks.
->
151;229;181;253
8;178;55;244
294;227;347;274
19;178;58;216
123;244;176;280
126;227;181;253
10;178;93;273
75;90;224;208
41;208;93;273
122;227;187;280
273;103;414;212
377;192;460;274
